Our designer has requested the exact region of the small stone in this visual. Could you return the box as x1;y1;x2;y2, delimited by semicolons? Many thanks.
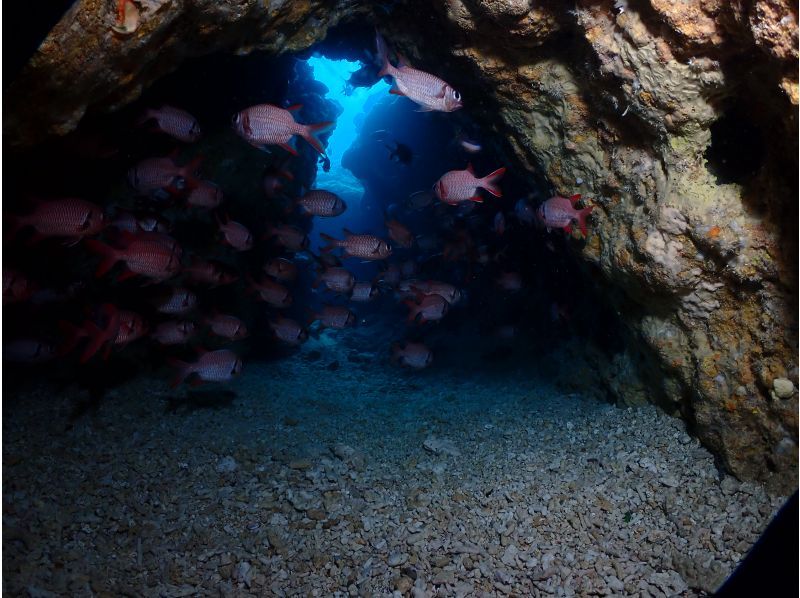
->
660;476;680;488
772;378;794;399
432;570;455;585
235;561;252;588
422;436;461;457
288;459;312;470
394;576;413;592
388;553;408;567
306;509;326;521
501;544;518;566
606;575;625;591
216;456;238;473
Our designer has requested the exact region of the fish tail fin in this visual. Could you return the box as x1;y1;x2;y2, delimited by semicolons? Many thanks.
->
319;232;338;253
402;299;419;322
577;205;594;237
301;121;334;155
83;239;120;277
375;30;395;78
480;167;507;197
80;304;120;363
167;357;190;388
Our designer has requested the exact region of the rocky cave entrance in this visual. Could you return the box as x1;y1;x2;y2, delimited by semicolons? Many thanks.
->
3;3;798;597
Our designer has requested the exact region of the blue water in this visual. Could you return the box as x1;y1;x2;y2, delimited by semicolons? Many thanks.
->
306;56;391;252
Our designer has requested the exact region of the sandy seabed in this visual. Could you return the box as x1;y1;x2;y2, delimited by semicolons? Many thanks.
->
3;336;786;597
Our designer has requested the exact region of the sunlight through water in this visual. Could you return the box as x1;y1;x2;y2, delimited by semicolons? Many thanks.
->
306;56;390;204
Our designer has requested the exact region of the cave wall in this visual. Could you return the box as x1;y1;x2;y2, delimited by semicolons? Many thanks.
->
4;0;798;492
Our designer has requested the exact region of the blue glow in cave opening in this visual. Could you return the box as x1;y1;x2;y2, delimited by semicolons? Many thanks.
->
306;56;390;202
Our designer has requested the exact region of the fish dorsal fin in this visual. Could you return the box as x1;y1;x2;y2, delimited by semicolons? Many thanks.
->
397;53;411;69
466;163;475;175
343;228;355;237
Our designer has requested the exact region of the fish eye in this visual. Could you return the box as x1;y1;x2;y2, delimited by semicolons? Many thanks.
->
453;90;461;101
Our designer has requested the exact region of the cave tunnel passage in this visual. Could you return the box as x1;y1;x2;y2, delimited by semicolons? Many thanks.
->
2;16;790;598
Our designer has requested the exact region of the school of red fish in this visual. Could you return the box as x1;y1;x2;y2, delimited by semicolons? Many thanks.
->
3;31;593;385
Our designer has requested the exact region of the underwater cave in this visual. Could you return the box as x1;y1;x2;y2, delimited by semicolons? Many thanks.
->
2;1;798;596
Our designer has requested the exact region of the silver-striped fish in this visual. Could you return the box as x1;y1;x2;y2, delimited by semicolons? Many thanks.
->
376;32;462;113
232;103;332;155
320;228;392;260
296;190;347;217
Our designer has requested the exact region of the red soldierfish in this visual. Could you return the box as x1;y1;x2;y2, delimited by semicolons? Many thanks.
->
403;293;449;324
314;266;355;294
60;305;147;362
385;219;414;248
151;320;195;345
113;310;149;346
268;317;308;346
434;164;506;204
537;194;594;236
205;314;248;340
112;211;171;234
391;341;433;369
7;198;106;243
153;287;196;315
320;228;392;260
128;155;202;195
407;190;435;210
396;279;422;300
138;106;201;142
232;103;332;155
411;280;461;305
183;258;238;287
169;349;242;387
249;276;292;308
296;190;346;217
376;32;462;113
350;281;379;302
186;180;223;208
217;216;253;251
85;232;182;282
263;257;297;283
309;305;356;329
265;223;309;252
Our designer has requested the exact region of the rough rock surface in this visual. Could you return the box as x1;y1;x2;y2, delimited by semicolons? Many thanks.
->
4;0;798;491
